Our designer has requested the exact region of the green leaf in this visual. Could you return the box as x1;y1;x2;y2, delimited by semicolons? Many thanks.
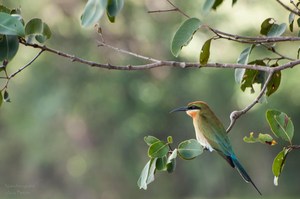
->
240;70;259;92
237;45;255;64
171;18;201;57
266;110;294;143
243;132;277;145
148;141;169;158
235;45;255;83
235;68;246;84
137;158;157;190
178;139;203;160
199;38;212;66
212;0;224;10
107;0;124;23
266;71;281;96
260;18;274;35
167;149;177;164
240;60;266;93
144;136;160;146
0;35;19;61
297;18;300;28
203;0;216;14
267;23;286;37
166;149;177;173
0;12;24;36
232;0;238;6
272;148;290;186
156;156;167;171
81;0;108;27
25;18;52;43
167;136;173;144
11;14;24;26
3;90;10;102
289;12;295;32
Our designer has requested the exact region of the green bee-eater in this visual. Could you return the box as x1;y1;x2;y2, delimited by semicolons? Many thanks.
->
171;101;261;195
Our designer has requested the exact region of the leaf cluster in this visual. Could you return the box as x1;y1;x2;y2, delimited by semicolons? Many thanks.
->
137;136;203;190
81;0;124;27
244;109;296;186
0;5;52;106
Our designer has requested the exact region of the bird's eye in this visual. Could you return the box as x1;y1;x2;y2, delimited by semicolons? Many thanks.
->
188;105;200;110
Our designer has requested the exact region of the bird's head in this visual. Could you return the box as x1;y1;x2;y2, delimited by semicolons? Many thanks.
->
170;101;210;118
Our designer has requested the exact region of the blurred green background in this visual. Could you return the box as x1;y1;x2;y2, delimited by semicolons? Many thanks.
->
0;0;300;198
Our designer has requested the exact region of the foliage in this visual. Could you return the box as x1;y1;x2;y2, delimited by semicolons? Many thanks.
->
244;109;298;186
137;136;202;190
80;0;124;26
0;7;51;97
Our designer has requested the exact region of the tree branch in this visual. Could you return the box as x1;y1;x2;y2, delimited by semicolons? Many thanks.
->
147;0;190;18
288;145;300;150
226;71;274;133
19;40;300;72
260;44;295;61
1;50;44;91
98;41;161;63
166;0;190;18
276;0;300;15
17;36;300;135
208;26;300;44
9;49;44;79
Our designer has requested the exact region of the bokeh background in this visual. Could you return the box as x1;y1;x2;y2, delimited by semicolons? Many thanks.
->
0;0;300;198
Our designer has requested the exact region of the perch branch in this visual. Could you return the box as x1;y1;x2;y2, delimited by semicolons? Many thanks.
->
226;71;274;133
17;37;300;134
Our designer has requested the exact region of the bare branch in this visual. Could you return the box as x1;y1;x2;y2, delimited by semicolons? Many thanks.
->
147;0;189;18
0;50;44;91
288;145;300;150
148;8;179;14
166;0;190;18
208;26;300;44
17;37;300;135
226;71;274;133
276;0;300;15
98;41;161;63
9;49;44;78
20;40;300;73
261;44;295;61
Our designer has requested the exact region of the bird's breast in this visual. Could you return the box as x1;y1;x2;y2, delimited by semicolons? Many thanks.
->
192;118;214;152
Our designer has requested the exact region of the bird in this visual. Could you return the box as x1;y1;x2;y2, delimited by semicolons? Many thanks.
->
170;101;261;195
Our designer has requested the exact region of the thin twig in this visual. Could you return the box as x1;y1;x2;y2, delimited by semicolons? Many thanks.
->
148;8;179;14
276;0;300;15
261;44;295;61
226;71;274;133
209;26;300;44
288;145;300;150
9;49;44;78
166;0;190;18
98;41;161;63
290;0;300;12
1;50;45;91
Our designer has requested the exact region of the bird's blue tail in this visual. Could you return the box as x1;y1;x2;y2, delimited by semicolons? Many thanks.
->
231;155;262;195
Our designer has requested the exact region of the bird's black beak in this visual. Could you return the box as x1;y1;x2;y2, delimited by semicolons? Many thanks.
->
170;106;188;113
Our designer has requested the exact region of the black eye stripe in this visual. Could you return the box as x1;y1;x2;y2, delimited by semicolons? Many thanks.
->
188;106;201;110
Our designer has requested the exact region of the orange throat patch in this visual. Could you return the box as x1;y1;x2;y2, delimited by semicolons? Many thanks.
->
186;110;198;118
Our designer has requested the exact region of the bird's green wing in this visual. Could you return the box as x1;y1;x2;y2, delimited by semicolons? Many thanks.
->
199;115;234;156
